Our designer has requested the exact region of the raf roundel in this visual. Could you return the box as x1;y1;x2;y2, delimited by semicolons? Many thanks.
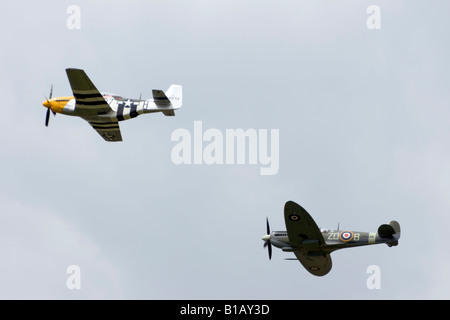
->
339;231;354;242
289;213;301;221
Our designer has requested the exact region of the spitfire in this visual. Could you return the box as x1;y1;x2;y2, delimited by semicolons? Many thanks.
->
42;68;182;141
263;201;400;276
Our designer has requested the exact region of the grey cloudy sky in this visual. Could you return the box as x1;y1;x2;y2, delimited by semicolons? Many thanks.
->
0;0;449;299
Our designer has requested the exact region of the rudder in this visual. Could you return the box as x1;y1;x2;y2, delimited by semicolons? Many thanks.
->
165;84;182;109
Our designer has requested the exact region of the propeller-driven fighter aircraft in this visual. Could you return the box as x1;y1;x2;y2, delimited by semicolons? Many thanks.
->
262;201;400;276
42;68;182;141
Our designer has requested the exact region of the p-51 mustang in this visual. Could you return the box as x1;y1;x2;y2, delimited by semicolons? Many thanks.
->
42;68;182;141
262;201;400;276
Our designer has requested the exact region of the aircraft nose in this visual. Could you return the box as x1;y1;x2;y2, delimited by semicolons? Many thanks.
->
262;234;270;241
43;100;51;108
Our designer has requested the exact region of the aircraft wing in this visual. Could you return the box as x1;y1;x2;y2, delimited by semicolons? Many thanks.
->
284;201;325;247
66;68;122;141
66;68;112;114
293;250;332;277
87;120;123;142
283;201;331;276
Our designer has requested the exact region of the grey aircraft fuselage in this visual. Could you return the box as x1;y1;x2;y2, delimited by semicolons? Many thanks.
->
266;228;398;255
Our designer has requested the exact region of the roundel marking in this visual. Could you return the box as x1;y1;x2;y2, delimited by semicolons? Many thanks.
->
289;214;300;221
339;231;353;242
309;266;320;271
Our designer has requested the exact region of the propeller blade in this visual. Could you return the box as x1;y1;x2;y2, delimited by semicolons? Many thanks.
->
49;83;53;99
45;108;50;127
264;217;272;260
44;84;55;126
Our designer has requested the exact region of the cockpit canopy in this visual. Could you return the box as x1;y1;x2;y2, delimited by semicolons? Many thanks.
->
102;92;123;100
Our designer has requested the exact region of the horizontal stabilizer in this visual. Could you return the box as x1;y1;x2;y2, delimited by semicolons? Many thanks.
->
378;220;401;247
152;90;170;105
163;110;175;116
378;224;395;237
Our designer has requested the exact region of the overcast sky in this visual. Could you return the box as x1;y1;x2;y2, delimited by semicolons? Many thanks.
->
1;0;449;299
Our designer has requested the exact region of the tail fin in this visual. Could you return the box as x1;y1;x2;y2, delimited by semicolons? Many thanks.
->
165;84;182;109
378;220;400;247
389;220;401;237
152;84;182;116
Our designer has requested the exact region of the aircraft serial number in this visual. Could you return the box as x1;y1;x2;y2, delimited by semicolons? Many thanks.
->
327;232;360;241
